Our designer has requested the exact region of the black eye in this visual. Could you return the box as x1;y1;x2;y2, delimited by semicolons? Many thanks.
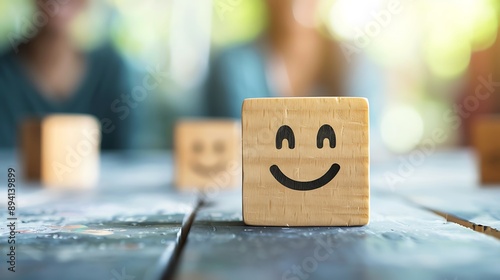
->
276;125;295;149
317;124;336;148
213;140;225;154
192;141;203;154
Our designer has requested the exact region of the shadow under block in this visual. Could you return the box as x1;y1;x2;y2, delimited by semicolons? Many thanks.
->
20;115;101;188
473;116;500;185
242;97;370;226
174;120;241;191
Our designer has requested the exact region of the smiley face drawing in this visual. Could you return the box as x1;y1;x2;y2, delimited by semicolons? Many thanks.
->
242;97;369;226
270;124;341;191
189;139;228;178
174;120;241;190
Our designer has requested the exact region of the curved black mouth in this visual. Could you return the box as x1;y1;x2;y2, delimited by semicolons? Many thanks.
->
191;162;226;178
269;164;341;191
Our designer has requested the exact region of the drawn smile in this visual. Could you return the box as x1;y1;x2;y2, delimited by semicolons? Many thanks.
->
191;162;226;177
269;163;341;191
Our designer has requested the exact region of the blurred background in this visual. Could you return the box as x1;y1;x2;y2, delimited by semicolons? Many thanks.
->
1;0;500;158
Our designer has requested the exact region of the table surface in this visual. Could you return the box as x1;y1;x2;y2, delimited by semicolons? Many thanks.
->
0;149;499;280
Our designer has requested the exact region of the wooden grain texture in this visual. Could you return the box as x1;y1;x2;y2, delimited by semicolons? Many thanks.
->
177;190;500;280
19;114;101;189
375;149;500;238
473;115;500;185
174;119;241;191
2;149;499;280
406;189;500;239
0;152;197;280
242;97;369;226
0;193;192;280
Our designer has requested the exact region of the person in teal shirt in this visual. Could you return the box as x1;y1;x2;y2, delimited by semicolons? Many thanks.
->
205;42;274;118
0;0;131;150
205;0;346;118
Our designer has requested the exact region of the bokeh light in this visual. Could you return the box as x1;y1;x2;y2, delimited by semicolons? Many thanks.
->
328;0;380;42
381;104;425;153
424;27;472;80
211;0;266;47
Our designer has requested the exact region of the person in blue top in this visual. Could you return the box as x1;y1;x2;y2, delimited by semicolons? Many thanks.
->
0;0;131;150
205;0;347;118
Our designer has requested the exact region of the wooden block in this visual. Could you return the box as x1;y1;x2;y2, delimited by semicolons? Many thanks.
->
473;116;500;185
20;119;42;181
20;114;101;189
242;97;370;226
174;119;241;191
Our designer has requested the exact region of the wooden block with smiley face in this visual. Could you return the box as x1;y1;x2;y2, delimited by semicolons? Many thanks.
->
473;116;500;185
20;114;101;189
242;97;370;226
174;120;241;191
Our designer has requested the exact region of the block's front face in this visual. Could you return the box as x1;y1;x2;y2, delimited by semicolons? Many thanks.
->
242;98;369;226
175;120;241;190
41;115;101;189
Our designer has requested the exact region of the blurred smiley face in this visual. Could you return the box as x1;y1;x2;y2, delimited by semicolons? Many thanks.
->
175;120;241;190
189;138;229;178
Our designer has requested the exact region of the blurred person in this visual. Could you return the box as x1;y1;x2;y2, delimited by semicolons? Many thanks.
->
205;0;347;118
458;28;500;146
0;0;131;150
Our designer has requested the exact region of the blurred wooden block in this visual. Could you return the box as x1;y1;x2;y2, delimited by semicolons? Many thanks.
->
20;119;42;180
20;115;101;188
242;97;370;226
174;120;241;191
473;116;500;185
